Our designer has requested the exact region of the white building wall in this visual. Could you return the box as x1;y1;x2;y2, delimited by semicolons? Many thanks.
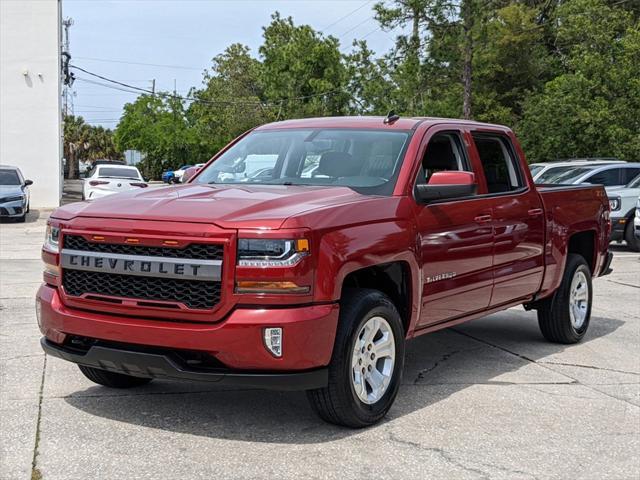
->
0;0;62;208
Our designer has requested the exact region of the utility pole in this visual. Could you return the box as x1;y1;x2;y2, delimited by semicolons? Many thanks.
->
151;79;156;96
61;17;75;117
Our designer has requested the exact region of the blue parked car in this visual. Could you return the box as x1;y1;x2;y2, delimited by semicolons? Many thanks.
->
161;170;175;183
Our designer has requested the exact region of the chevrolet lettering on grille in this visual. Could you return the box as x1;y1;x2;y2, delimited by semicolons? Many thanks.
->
60;249;222;281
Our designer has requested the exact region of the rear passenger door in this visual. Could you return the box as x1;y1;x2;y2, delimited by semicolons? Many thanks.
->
470;132;545;306
414;127;494;328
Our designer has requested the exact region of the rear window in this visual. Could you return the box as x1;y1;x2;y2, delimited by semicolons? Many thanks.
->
98;167;140;179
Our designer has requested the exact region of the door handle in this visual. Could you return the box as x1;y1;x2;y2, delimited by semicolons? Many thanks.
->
528;208;543;217
474;214;493;223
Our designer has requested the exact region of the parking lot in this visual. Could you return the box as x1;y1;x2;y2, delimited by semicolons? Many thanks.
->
1;211;638;480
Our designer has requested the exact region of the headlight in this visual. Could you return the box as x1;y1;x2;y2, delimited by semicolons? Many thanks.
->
609;197;621;211
237;238;309;267
44;225;60;252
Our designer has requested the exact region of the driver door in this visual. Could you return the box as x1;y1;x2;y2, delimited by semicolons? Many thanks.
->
413;127;494;328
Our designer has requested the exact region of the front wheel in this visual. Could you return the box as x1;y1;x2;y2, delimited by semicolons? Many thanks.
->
78;365;153;388
537;254;592;344
307;289;405;428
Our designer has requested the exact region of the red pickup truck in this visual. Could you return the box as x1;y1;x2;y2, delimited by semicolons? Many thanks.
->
38;116;612;427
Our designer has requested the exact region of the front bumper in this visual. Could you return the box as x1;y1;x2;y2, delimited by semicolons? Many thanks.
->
609;217;627;242
0;200;26;217
37;283;339;374
41;337;328;390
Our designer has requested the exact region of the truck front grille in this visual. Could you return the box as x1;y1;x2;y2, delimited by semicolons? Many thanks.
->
63;235;223;260
61;235;224;311
63;269;221;310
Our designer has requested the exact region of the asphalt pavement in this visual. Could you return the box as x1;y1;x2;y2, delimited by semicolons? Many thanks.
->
1;210;638;480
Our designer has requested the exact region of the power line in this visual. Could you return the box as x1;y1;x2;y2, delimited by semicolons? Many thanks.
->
323;0;375;31
71;65;347;107
74;56;203;71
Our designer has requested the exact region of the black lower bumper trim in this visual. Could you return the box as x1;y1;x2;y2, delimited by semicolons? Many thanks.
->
41;338;327;391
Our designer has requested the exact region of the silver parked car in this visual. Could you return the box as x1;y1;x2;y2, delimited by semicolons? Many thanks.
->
534;162;640;187
0;165;32;222
529;158;625;182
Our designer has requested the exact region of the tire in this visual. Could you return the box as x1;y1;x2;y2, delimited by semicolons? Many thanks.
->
624;222;640;252
537;254;592;344
306;289;405;428
78;365;153;388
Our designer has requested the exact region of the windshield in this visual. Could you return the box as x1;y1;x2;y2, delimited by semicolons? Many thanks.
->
0;169;21;185
529;164;544;177
535;166;593;184
98;167;140;179
195;129;411;195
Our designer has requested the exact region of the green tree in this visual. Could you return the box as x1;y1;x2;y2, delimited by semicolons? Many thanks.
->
519;0;640;162
64;115;122;179
259;13;350;118
114;94;201;179
189;43;273;155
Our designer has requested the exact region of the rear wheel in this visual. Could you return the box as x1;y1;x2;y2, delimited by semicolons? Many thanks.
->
306;289;405;428
78;365;153;388
624;222;640;251
537;254;592;344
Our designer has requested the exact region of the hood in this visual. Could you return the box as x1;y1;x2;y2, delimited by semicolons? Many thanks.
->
605;185;640;198
0;185;24;195
51;183;369;229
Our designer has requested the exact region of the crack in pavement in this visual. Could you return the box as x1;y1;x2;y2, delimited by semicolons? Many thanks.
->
31;354;47;480
536;361;640;376
604;279;640;289
449;328;640;408
387;431;539;479
411;346;484;384
413;350;462;384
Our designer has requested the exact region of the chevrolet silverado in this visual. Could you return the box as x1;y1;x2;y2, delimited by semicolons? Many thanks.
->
37;116;612;427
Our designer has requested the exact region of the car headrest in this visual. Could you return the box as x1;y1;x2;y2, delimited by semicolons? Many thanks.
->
318;151;359;177
423;141;458;170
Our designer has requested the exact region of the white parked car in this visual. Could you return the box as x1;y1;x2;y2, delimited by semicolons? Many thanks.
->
529;159;626;183
607;174;640;251
172;165;194;183
83;165;147;200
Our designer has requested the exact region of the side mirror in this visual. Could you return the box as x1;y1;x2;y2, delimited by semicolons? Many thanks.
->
24;179;33;186
415;171;477;203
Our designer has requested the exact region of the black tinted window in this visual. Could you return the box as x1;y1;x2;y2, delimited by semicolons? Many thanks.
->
585;168;622;186
420;133;469;184
473;135;523;193
0;169;21;185
622;168;640;185
98;167;140;179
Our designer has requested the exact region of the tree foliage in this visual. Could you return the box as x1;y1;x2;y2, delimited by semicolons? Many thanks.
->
64;115;122;179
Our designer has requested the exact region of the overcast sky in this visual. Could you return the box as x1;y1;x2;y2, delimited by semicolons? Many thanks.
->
63;0;405;127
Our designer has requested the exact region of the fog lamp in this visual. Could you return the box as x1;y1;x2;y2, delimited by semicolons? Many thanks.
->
263;327;283;357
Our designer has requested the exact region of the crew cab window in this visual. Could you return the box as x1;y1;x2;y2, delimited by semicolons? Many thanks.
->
473;135;523;193
419;132;469;184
